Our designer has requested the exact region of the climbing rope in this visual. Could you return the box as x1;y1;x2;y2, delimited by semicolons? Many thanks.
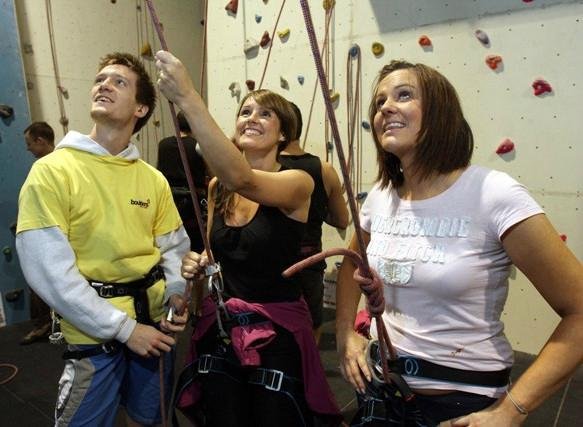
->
45;0;69;135
199;0;209;99
0;363;18;385
296;0;396;385
345;44;363;201
257;0;287;89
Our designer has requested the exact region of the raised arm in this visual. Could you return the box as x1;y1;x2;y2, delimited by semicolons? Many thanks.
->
322;161;349;229
155;51;312;213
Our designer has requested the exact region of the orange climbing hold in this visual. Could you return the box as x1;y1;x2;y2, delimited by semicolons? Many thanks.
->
323;0;335;11
225;0;238;14
532;79;552;96
140;43;153;59
496;138;515;155
485;55;503;70
418;35;432;47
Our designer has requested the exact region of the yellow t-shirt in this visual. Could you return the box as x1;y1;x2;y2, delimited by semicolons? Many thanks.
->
18;147;182;343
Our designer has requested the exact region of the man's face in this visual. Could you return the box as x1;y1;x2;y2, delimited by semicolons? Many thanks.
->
24;131;46;159
90;64;148;129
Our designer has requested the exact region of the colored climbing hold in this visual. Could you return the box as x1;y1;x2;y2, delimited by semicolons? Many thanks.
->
280;76;289;90
326;141;334;151
323;0;336;11
244;38;259;54
329;91;340;103
246;80;256;91
277;28;290;40
229;82;241;97
361;121;371;130
485;55;503;70
371;42;384;56
0;104;14;119
356;192;368;200
523;0;534;3
59;116;69;127
349;44;360;58
474;29;490;46
532;79;552;96
153;120;160;127
255;14;262;23
496;138;515;155
418;35;432;47
140;43;153;59
260;31;271;48
297;75;305;85
58;85;69;98
225;0;238;14
560;234;567;242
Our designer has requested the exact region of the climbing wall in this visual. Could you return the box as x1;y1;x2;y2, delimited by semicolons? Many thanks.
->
205;0;583;354
0;0;33;325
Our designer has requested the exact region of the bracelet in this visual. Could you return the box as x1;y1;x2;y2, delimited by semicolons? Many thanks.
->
506;389;529;416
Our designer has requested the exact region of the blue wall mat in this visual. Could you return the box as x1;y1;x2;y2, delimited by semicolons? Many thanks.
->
0;0;33;325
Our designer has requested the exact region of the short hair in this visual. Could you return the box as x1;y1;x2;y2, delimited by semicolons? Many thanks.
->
289;102;303;140
177;111;191;133
24;121;55;144
236;89;297;151
368;60;474;189
98;52;156;134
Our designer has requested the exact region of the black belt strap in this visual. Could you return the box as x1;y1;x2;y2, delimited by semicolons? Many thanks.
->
62;341;122;360
88;265;165;325
388;357;510;388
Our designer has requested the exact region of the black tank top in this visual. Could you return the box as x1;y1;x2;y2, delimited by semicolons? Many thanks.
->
278;153;328;249
211;204;305;302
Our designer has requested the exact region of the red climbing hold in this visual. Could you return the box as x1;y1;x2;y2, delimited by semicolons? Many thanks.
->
418;35;432;47
246;80;256;91
485;55;503;70
496;138;515;155
260;30;271;47
225;0;238;14
532;79;552;96
560;234;567;242
523;0;534;3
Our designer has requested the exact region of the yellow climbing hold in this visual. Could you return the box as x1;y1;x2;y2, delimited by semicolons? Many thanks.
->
277;28;290;39
329;91;340;103
140;42;153;59
372;42;384;56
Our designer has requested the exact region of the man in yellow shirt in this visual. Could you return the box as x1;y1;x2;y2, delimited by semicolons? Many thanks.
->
16;53;190;426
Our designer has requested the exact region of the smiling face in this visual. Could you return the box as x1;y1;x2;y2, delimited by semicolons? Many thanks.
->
372;69;422;167
90;64;148;131
235;96;284;153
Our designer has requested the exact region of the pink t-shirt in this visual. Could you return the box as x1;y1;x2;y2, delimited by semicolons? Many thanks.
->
360;165;543;396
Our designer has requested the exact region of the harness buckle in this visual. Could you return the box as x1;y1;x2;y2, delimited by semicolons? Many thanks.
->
204;263;221;277
93;283;116;298
262;369;284;392
198;354;213;374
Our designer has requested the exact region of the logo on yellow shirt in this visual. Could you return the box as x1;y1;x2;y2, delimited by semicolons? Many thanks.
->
130;198;150;208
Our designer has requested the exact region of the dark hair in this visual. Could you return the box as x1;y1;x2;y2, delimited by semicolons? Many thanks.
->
24;121;55;144
177;111;191;133
215;89;298;215
369;60;473;189
289;102;303;140
98;52;156;134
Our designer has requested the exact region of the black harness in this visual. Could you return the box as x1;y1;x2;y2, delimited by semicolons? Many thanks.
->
61;265;165;361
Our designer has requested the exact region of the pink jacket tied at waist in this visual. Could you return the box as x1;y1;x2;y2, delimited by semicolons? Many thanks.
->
177;296;341;418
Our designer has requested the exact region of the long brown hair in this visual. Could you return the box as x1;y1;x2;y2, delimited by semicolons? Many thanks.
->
214;90;297;215
369;60;473;189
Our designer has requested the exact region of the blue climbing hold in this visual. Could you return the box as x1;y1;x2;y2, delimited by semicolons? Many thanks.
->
361;121;371;130
255;14;262;23
349;44;360;57
297;75;305;85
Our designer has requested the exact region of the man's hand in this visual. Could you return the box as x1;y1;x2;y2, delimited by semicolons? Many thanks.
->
160;294;189;334
126;323;175;357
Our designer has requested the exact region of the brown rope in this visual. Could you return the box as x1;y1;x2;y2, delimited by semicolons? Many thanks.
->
257;0;287;89
45;0;68;135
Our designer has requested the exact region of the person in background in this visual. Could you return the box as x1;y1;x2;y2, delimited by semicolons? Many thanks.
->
156;50;341;426
279;102;348;343
18;121;56;345
335;60;583;426
157;110;210;253
16;52;190;426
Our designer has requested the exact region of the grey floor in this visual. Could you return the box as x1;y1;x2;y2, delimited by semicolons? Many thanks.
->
1;310;581;426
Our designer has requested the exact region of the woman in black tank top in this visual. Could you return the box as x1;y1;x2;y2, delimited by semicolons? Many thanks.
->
156;52;342;426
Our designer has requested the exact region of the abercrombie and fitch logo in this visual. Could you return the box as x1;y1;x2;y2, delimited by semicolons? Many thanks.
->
130;198;150;208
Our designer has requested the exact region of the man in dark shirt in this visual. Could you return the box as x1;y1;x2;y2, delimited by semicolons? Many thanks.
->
157;111;209;252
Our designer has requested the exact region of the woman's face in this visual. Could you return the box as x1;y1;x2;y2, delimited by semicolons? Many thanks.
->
372;69;422;165
235;96;284;152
